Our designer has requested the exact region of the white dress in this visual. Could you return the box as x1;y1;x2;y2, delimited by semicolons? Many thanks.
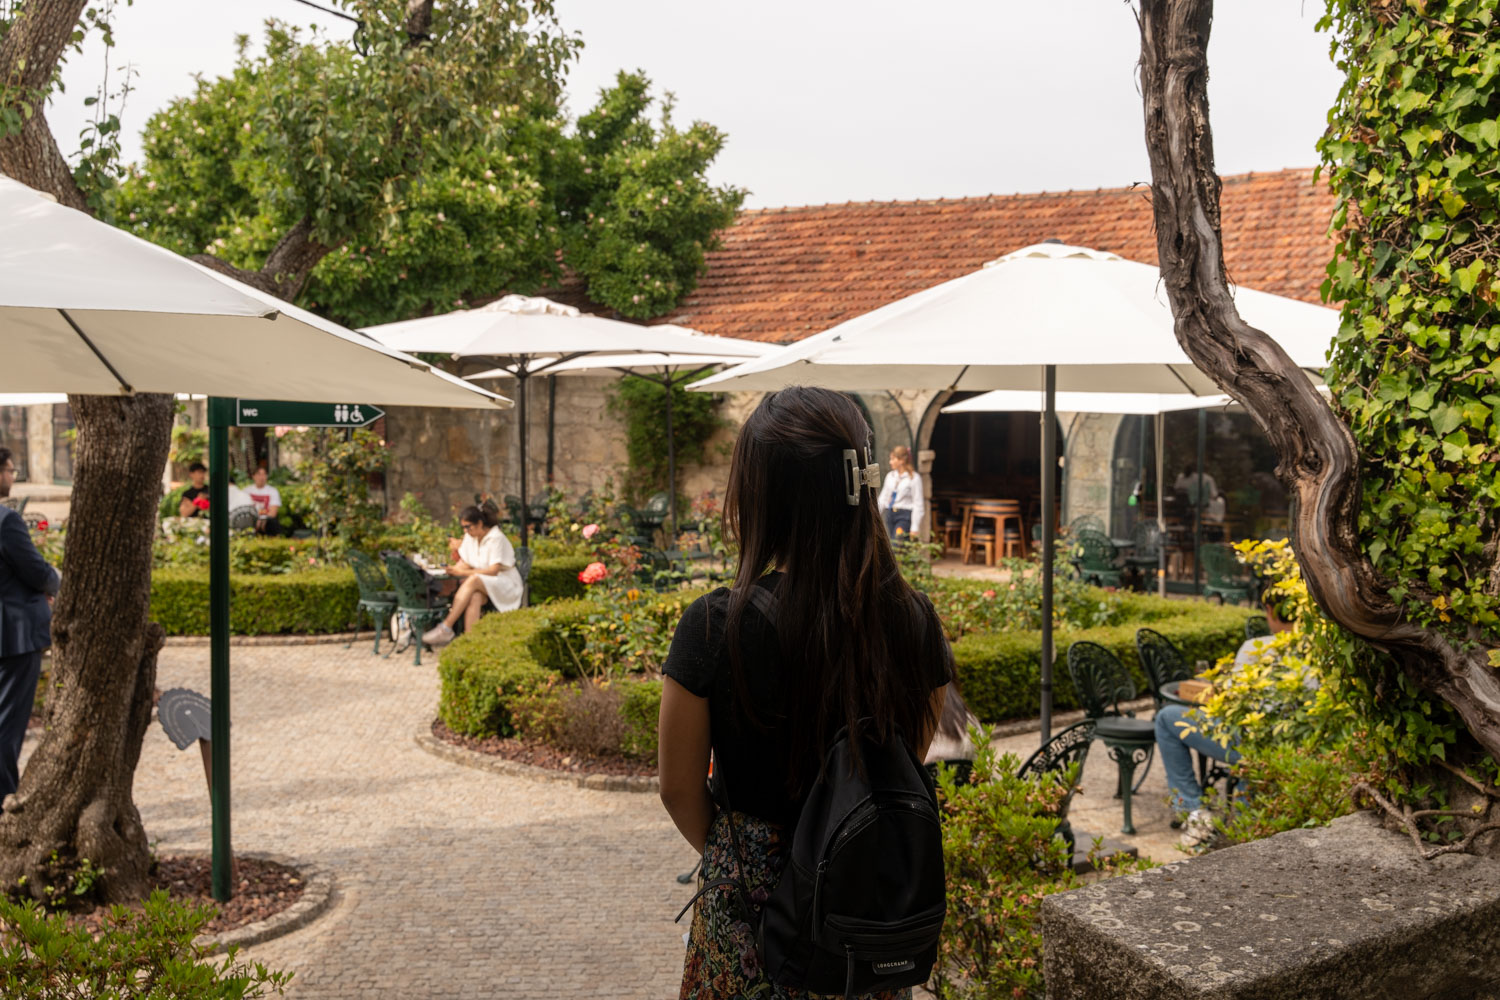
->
459;525;524;612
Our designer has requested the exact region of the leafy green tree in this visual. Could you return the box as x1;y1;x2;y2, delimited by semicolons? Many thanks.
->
111;45;743;325
1138;0;1500;829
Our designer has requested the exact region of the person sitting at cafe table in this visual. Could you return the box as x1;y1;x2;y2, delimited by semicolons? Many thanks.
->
421;504;523;646
245;465;283;536
177;462;210;518
1155;592;1296;850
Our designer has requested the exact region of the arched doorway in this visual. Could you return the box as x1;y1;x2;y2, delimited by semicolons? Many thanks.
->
923;391;1063;535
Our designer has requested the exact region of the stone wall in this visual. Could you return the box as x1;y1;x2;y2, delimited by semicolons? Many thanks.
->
384;376;753;520
1061;411;1124;532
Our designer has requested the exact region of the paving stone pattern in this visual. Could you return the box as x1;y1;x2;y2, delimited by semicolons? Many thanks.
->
23;641;1188;998
133;644;702;999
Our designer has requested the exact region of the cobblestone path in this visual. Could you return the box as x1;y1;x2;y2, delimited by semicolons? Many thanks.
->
136;643;699;999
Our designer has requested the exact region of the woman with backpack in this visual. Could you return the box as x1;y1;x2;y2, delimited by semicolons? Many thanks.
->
659;386;954;1000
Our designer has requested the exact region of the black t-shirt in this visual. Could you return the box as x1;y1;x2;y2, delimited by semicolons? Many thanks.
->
662;572;954;828
180;486;208;517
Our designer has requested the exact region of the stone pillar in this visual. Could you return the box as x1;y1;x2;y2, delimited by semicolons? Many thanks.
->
25;403;53;484
1060;411;1123;532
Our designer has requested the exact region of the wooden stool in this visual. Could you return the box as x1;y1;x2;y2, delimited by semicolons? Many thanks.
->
964;500;1024;566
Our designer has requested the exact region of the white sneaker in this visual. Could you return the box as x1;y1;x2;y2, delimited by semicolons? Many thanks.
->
421;622;455;646
1179;808;1216;851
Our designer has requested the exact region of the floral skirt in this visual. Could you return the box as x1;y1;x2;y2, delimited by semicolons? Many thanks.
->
679;810;913;1000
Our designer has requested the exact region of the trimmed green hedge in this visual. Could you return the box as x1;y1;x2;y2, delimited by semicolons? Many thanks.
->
529;556;589;603
151;568;360;635
954;597;1253;723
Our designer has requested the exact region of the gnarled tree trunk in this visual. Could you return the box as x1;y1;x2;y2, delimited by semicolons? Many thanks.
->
1137;0;1500;759
0;394;173;902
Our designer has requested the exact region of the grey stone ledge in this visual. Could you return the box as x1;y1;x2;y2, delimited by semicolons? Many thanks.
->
188;850;336;955
1042;810;1500;1000
414;715;659;794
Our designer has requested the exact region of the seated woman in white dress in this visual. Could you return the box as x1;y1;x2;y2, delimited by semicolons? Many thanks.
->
421;505;523;646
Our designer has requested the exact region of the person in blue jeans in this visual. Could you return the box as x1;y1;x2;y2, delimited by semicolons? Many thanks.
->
1156;597;1295;850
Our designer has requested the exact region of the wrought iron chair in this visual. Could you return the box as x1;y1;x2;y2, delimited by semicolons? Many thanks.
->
1123;520;1163;589
1066;641;1155;835
1067;513;1105;537
1201;542;1256;605
514;546;534;608
1071;529;1124;588
382;553;451;667
22;511;48;535
227;504;259;531
1017;719;1097;858
1137;627;1236;819
1135;628;1193;708
1244;615;1271;640
640;492;672;531
346;551;397;654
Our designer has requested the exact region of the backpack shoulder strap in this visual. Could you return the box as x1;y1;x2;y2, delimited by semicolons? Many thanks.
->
741;582;778;624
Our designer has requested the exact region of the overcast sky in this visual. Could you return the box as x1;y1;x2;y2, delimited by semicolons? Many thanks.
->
48;1;1341;209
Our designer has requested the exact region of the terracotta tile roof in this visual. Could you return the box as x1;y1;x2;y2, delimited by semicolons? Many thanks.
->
660;168;1336;344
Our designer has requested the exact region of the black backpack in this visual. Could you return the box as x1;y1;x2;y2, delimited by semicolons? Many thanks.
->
679;586;947;998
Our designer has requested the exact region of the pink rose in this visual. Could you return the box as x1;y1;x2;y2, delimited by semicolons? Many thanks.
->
582;523;599;540
982;589;996;599
578;561;608;585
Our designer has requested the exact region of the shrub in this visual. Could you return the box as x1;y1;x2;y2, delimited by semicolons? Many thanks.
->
619;677;663;760
158;483;191;520
953;598;1252;723
528;555;589;603
436;607;567;737
0;890;291;997
150;569;359;635
1212;742;1357;848
513;679;629;757
930;726;1152;999
925;566;1123;639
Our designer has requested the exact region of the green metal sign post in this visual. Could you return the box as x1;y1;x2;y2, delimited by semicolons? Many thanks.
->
206;397;382;902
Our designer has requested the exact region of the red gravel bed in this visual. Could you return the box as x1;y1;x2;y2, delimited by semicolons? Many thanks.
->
64;855;305;937
432;719;658;778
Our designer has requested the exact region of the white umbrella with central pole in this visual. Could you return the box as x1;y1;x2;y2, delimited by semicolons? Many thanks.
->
693;242;1338;743
471;346;777;539
365;296;766;549
0;174;509;904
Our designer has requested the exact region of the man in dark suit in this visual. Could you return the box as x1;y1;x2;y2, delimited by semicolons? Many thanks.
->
0;447;60;803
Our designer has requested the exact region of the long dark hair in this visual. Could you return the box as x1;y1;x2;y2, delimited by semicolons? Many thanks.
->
458;504;498;529
723;386;948;791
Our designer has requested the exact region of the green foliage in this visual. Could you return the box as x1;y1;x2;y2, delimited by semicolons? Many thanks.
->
526;555;589;602
930;727;1153;999
1318;3;1500;694
619;677;663;760
608;374;724;503
436;589;703;738
280;429;389;541
158;485;193;520
150;568;358;635
923;566;1124;640
109;6;741;327
0;890;291;998
1213;743;1359;848
952;597;1251;723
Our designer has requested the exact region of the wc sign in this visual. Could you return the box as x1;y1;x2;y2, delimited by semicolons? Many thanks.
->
234;399;385;428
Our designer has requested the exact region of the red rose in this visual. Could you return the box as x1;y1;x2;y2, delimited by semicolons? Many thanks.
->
192;496;210;511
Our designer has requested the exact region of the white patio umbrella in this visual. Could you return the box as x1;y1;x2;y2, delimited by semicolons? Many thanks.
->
0;172;509;905
691;242;1340;740
365;295;765;545
0;176;510;409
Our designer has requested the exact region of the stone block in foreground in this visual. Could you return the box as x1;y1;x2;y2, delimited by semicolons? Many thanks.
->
1042;811;1500;999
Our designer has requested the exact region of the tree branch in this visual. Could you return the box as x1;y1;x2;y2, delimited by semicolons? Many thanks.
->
192;217;332;300
0;0;90;209
1137;0;1500;761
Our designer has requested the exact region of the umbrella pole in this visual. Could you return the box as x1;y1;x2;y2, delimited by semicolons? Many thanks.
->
1040;365;1056;744
665;371;677;543
207;397;233;903
517;369;529;552
1156;410;1167;600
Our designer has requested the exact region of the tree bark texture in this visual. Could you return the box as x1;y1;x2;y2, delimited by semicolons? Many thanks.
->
0;0;89;210
0;393;174;902
1138;0;1500;759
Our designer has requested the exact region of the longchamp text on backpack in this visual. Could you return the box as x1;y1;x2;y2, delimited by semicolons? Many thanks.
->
678;586;946;999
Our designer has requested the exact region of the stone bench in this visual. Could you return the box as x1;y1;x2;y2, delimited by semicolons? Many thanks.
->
1042;811;1500;999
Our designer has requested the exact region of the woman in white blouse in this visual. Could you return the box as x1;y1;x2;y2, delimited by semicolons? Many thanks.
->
421;505;524;646
877;445;926;539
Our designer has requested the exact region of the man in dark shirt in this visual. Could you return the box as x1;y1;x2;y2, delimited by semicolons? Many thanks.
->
0;446;61;803
177;461;209;518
